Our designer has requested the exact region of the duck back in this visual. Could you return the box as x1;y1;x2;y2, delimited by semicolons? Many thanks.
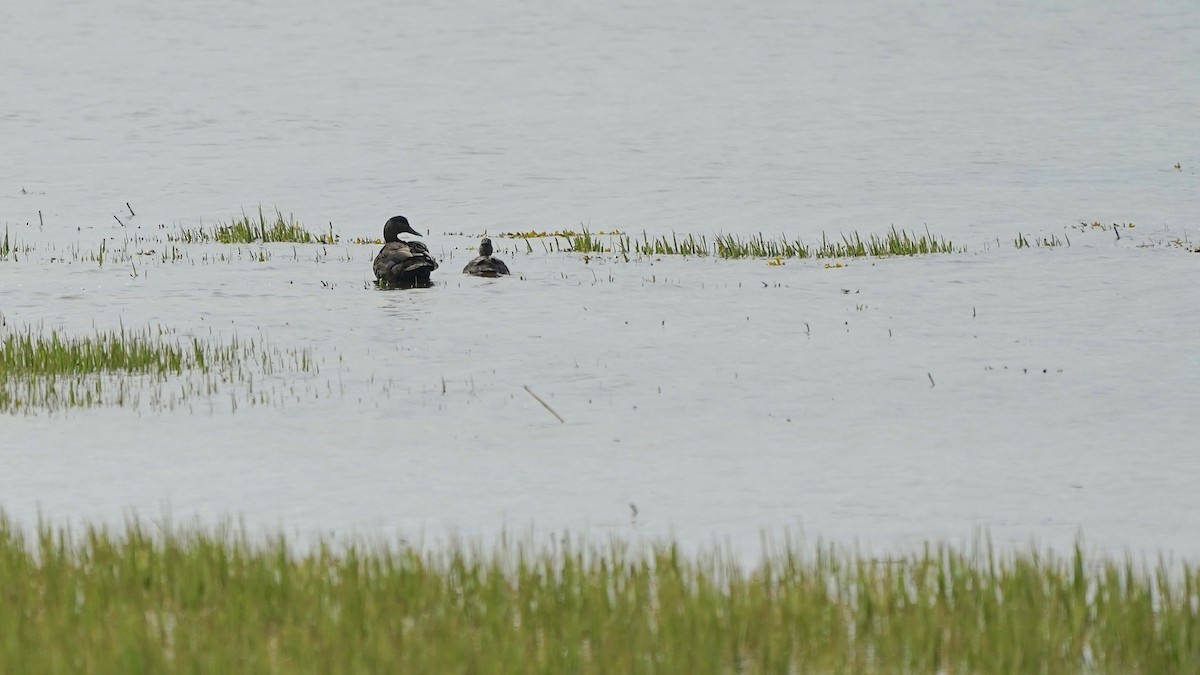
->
374;240;438;287
463;255;511;277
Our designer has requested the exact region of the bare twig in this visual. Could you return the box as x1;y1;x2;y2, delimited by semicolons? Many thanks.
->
523;385;564;423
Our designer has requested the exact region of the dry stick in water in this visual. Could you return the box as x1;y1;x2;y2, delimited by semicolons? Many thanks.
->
38;210;44;228
114;215;125;227
127;202;135;217
523;385;565;423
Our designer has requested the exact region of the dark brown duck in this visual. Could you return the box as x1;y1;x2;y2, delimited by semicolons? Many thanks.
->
462;238;510;277
373;215;438;287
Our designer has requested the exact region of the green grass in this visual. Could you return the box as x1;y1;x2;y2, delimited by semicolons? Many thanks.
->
565;229;611;253
0;325;315;413
497;228;625;239
170;208;338;244
0;225;32;261
0;516;1196;674
613;227;960;259
497;226;960;259
2;325;203;377
1015;232;1069;249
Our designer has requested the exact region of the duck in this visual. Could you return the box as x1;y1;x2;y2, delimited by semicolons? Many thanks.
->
462;237;511;277
373;215;438;287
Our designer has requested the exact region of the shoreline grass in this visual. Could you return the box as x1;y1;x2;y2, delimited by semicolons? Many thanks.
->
1;515;1195;673
170;208;338;244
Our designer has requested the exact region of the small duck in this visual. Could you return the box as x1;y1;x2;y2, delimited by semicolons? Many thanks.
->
462;238;511;277
373;215;438;287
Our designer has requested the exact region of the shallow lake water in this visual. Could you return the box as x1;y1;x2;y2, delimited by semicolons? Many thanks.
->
1;0;1198;559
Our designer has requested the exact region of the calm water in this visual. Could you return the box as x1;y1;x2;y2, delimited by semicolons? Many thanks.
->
2;0;1197;236
1;0;1198;557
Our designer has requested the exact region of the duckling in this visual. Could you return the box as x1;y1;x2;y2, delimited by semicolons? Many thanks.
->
373;215;438;287
462;237;510;277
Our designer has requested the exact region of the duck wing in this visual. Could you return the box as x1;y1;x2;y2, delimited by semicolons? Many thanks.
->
463;255;511;277
374;240;439;285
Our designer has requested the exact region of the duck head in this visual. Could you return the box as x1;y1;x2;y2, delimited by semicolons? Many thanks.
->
479;237;494;257
383;215;423;242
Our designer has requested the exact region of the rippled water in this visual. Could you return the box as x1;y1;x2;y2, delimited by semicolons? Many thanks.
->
1;0;1198;557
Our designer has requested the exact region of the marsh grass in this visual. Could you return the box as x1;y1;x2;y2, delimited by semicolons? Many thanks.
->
1076;221;1136;232
497;228;624;239
601;227;960;259
171;208;337;244
0;226;34;261
565;229;611;253
0;325;315;413
1;516;1196;674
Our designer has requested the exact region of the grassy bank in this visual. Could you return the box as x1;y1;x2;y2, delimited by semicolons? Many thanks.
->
0;517;1195;673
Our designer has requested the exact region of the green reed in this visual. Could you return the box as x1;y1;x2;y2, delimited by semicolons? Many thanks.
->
0;226;32;261
565;228;610;253
171;208;338;244
615;227;959;259
1;515;1195;674
0;325;315;413
1;325;196;377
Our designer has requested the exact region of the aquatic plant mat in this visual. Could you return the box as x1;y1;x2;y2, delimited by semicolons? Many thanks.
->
0;325;316;413
2;518;1196;673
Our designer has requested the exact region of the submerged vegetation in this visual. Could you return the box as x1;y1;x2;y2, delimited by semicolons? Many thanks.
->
170;208;338;244
0;324;316;413
0;517;1195;674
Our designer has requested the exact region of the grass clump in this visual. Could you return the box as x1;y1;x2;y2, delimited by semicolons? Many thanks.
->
497;228;624;239
0;226;31;261
617;226;960;259
171;208;338;244
0;516;1196;674
0;324;315;413
1;325;199;378
564;229;611;253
